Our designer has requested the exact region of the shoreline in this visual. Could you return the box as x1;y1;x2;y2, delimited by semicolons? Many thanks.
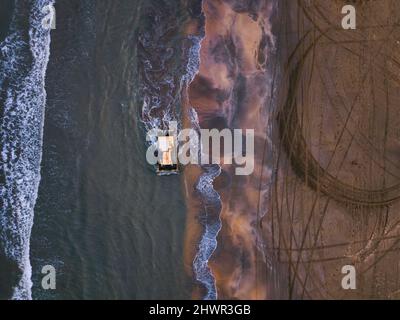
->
181;0;277;299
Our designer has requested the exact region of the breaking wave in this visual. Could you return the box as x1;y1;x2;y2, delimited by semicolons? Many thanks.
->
193;163;222;300
188;107;222;300
138;1;222;299
0;0;53;300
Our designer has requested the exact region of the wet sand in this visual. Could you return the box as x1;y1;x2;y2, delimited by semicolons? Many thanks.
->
181;0;276;299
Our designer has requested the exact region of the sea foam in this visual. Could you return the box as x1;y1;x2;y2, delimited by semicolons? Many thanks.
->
0;0;53;300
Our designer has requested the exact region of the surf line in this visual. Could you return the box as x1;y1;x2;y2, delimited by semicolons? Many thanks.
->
193;163;222;300
181;5;223;298
0;0;54;300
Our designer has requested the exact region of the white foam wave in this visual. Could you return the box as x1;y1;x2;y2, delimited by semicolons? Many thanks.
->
0;0;54;300
193;164;222;300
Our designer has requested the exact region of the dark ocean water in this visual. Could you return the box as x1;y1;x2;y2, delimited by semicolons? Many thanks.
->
0;1;13;43
9;0;192;300
0;0;216;300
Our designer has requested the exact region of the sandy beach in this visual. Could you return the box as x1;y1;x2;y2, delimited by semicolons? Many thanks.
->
181;0;400;299
265;0;400;299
